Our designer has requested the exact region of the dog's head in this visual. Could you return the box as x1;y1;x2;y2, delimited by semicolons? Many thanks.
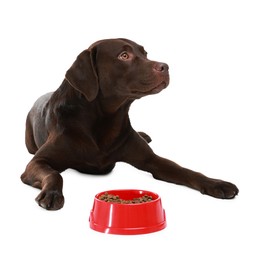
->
65;38;170;102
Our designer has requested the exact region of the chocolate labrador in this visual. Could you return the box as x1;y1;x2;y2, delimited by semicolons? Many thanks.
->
21;38;239;210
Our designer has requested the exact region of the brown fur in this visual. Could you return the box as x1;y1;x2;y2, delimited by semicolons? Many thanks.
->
21;38;238;210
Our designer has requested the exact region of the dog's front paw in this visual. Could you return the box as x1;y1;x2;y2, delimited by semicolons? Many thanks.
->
35;189;64;210
138;132;152;143
200;179;239;199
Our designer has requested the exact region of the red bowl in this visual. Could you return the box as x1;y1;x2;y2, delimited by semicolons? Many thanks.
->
89;189;166;235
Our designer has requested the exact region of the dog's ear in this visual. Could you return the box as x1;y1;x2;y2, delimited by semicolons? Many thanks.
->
65;49;99;102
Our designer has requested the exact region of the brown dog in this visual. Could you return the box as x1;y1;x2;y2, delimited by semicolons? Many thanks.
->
21;38;238;210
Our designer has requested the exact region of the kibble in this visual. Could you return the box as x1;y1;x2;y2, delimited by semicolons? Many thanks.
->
98;192;153;204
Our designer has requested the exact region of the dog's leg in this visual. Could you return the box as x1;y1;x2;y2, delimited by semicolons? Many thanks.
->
148;156;238;199
122;132;239;199
21;157;64;210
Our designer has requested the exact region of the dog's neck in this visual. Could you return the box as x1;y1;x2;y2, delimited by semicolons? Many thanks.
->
54;79;133;120
97;94;133;115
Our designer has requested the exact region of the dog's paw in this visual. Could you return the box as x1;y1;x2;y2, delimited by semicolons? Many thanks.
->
138;132;152;143
35;189;64;210
200;179;239;199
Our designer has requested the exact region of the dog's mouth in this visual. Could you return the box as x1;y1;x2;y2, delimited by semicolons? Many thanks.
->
141;80;169;95
149;81;168;94
132;77;169;96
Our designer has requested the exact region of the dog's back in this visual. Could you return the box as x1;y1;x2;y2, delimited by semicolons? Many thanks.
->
25;92;53;154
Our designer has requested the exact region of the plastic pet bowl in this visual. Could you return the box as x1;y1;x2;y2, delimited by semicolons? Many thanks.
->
89;189;166;235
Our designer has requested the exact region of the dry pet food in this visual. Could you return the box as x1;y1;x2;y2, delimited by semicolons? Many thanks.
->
99;192;153;204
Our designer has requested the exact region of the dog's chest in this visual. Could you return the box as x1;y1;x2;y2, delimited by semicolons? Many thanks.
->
94;121;128;152
66;108;131;172
72;124;127;174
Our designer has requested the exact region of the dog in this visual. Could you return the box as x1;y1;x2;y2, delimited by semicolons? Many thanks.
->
21;38;239;210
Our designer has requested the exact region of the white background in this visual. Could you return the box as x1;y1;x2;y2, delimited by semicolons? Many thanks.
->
1;0;259;259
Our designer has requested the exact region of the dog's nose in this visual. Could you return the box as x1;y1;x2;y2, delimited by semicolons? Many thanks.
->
153;62;169;73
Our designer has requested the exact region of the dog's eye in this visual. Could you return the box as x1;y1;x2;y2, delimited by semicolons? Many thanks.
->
118;52;130;61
